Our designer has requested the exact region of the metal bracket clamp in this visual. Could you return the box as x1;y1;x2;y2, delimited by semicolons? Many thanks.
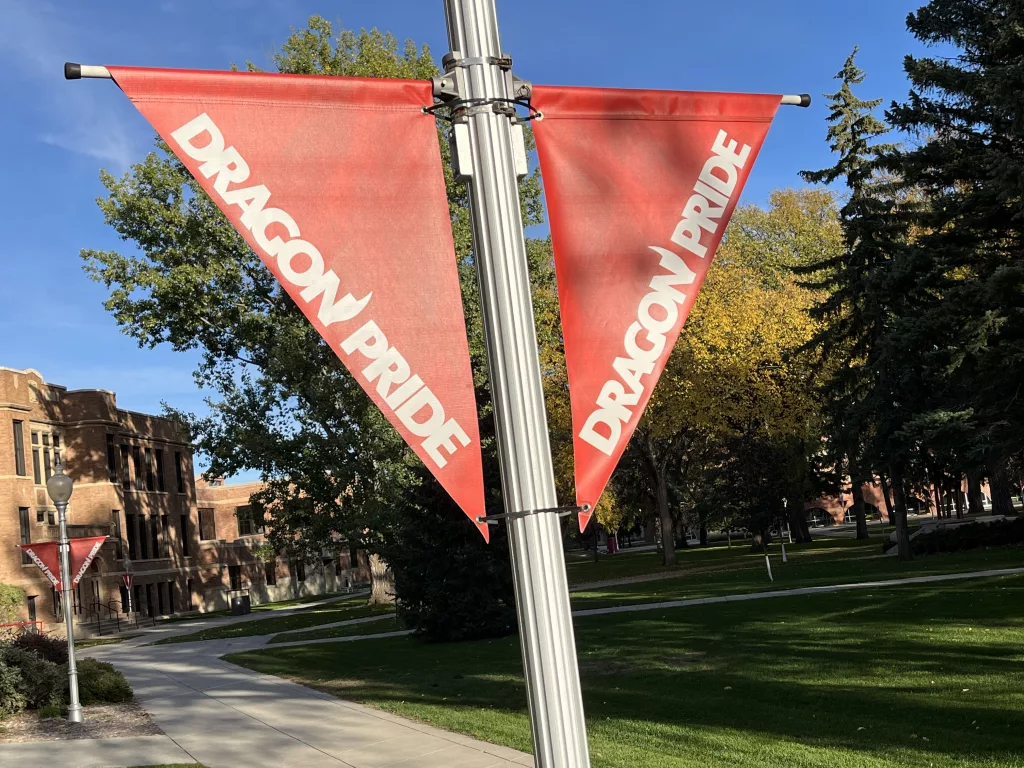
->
477;504;591;526
427;62;533;182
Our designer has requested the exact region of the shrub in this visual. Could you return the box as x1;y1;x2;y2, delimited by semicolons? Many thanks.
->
912;518;1024;555
12;633;68;665
0;645;64;709
0;584;25;626
0;660;26;717
38;702;63;719
76;658;132;705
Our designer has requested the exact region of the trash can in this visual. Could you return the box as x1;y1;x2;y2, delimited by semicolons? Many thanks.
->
230;593;251;616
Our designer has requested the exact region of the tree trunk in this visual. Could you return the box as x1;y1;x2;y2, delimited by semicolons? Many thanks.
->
967;469;985;516
367;554;396;605
850;471;870;540
699;523;708;547
890;464;913;561
880;473;896;526
932;482;945;518
989;456;1016;516
951;476;964;519
643;518;656;544
787;496;811;543
656;471;677;567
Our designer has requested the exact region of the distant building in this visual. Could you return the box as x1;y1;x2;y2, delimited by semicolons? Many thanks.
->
0;367;367;635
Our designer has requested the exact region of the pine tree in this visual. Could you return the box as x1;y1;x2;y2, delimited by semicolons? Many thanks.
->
888;0;1024;515
799;48;914;554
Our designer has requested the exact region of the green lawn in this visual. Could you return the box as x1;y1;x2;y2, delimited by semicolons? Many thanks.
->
565;535;877;586
571;544;1024;611
269;615;402;644
158;591;356;623
229;573;1024;768
150;599;393;645
77;634;141;648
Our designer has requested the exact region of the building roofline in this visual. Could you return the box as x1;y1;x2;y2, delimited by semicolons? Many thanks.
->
65;388;116;396
0;367;67;390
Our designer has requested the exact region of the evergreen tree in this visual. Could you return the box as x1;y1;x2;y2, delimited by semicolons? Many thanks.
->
799;48;914;555
888;1;1024;514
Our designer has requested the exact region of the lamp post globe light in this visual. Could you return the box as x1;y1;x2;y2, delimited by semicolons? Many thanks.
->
45;456;83;724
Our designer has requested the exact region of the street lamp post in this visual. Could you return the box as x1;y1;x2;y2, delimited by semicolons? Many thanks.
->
46;457;83;724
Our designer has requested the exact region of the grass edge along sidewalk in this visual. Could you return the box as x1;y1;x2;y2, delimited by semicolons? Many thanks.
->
228;572;1024;768
150;597;392;645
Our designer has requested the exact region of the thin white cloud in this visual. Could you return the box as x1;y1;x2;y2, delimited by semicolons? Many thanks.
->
0;0;141;171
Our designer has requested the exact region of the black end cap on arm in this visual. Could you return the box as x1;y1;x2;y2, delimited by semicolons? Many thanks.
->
799;94;812;108
64;62;82;80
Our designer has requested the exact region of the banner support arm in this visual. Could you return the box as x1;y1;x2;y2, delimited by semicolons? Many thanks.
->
64;63;111;80
782;94;812;107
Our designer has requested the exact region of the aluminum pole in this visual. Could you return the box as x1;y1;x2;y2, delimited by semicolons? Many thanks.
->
57;499;84;723
440;1;590;765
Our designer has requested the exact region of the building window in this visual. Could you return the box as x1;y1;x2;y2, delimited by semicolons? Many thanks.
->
150;517;160;559
32;434;41;484
13;421;26;476
111;510;123;559
264;561;277;586
175;451;185;494
138;514;149;559
198;509;216;541
26;596;36;625
228;565;242;591
124;513;137;559
36;508;44;523
144;448;155;492
236;506;265;537
52;434;60;471
155;449;166;492
293;559;306;583
106;434;117;481
161;515;170;558
120;445;131;490
180;514;190;557
19;508;31;564
132;446;143;491
186;578;194;610
47;510;54;526
42;434;52;480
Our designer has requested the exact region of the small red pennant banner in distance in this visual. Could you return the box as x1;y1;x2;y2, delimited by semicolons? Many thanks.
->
19;542;62;590
108;67;488;539
18;536;107;590
69;536;108;587
532;86;781;532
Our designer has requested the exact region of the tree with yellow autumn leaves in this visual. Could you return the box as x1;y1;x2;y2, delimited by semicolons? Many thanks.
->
607;189;842;566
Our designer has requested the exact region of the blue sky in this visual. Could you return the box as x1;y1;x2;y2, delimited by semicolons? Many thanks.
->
0;0;934;477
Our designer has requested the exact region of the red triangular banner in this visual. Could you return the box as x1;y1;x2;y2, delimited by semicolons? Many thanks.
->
19;542;62;590
69;536;108;587
532;86;781;531
108;67;488;539
19;535;108;590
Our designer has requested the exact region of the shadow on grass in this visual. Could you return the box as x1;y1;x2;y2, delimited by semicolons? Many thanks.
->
228;575;1024;767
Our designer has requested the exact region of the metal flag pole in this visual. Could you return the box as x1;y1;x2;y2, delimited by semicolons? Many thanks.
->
438;1;590;765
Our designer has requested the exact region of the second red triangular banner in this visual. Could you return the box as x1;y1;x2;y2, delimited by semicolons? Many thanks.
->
532;86;781;530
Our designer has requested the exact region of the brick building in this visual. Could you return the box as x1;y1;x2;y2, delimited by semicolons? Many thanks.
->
0;367;367;634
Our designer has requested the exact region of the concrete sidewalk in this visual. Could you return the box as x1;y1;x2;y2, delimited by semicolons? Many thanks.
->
0;735;195;768
81;638;532;768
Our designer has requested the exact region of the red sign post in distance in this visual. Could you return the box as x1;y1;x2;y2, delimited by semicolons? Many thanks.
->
108;67;489;539
532;86;781;531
